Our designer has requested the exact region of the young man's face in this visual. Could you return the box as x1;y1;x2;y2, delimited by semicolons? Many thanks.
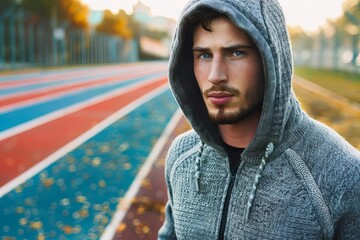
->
193;17;265;124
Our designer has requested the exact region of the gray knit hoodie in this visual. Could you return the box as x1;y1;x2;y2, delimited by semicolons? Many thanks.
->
158;0;360;239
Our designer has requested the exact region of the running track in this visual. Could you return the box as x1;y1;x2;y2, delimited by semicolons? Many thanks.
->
0;62;180;239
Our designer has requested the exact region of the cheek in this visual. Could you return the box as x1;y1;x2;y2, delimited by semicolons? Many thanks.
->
227;62;264;94
194;62;209;89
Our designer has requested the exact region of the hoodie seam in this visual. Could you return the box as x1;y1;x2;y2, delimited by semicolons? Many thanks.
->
285;148;334;239
259;0;270;38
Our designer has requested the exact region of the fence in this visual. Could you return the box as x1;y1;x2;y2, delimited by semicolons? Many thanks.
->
292;27;360;74
0;8;138;70
292;9;360;73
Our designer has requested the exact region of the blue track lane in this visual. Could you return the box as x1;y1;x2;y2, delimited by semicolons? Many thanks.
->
0;72;164;131
0;89;178;239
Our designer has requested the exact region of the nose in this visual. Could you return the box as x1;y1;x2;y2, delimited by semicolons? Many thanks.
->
208;56;227;85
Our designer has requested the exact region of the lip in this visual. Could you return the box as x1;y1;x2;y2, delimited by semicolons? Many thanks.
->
207;91;233;105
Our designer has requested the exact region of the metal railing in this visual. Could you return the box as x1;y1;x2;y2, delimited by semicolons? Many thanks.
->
293;5;360;74
0;8;138;70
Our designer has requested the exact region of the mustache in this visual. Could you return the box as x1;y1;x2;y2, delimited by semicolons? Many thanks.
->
204;85;240;96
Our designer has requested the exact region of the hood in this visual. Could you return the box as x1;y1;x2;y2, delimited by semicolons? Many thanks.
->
169;0;305;156
169;0;310;221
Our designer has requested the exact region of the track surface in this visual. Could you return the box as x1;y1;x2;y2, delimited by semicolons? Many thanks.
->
0;62;180;239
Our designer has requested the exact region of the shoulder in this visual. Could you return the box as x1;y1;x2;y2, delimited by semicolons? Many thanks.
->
168;129;201;155
303;118;360;163
165;129;202;173
299;118;360;177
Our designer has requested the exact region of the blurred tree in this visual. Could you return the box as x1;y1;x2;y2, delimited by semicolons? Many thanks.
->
128;16;142;39
2;0;89;28
288;25;314;50
336;0;360;35
343;0;360;14
96;10;133;39
59;0;89;28
288;26;306;42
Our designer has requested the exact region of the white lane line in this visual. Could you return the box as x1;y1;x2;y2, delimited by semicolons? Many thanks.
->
100;109;183;240
0;84;169;198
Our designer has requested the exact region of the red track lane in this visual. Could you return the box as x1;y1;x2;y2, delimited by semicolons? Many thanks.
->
0;77;168;187
0;69;165;108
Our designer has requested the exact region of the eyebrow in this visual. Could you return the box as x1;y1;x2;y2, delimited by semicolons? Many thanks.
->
192;44;255;52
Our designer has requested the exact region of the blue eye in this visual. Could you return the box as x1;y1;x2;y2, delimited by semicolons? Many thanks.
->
199;53;212;59
232;50;245;57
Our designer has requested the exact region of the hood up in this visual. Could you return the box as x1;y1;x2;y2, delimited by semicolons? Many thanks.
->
169;0;305;157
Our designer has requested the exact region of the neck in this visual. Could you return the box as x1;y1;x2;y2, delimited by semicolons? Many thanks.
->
218;109;261;148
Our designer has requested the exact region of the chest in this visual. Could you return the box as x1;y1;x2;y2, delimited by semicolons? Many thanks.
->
169;151;324;239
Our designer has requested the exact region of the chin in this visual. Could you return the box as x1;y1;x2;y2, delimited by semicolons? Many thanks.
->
208;106;261;124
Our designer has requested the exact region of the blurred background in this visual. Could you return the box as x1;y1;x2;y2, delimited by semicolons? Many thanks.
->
0;0;359;239
1;0;360;70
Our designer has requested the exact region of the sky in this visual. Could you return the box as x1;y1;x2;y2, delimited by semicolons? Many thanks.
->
81;0;346;32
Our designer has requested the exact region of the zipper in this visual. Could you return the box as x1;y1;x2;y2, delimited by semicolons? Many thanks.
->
217;146;243;240
218;172;236;240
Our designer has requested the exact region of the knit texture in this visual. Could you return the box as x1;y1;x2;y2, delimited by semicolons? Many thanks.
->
159;0;360;239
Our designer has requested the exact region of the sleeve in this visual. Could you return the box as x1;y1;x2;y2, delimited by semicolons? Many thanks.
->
157;130;199;239
157;137;180;240
332;156;360;239
158;201;177;239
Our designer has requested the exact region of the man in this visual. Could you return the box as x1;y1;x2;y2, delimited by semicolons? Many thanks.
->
159;0;360;239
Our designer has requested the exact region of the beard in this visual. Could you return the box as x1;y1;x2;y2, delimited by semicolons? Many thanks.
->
205;86;263;124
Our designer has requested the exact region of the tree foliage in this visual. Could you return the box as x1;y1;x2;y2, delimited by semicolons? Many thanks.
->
59;0;89;28
96;10;133;39
289;0;360;39
324;0;360;36
1;0;151;40
1;0;89;28
288;26;306;41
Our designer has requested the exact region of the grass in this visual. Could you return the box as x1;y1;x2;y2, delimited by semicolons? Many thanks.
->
294;67;360;103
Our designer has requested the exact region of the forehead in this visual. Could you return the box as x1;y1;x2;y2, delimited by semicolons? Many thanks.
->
193;17;254;47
